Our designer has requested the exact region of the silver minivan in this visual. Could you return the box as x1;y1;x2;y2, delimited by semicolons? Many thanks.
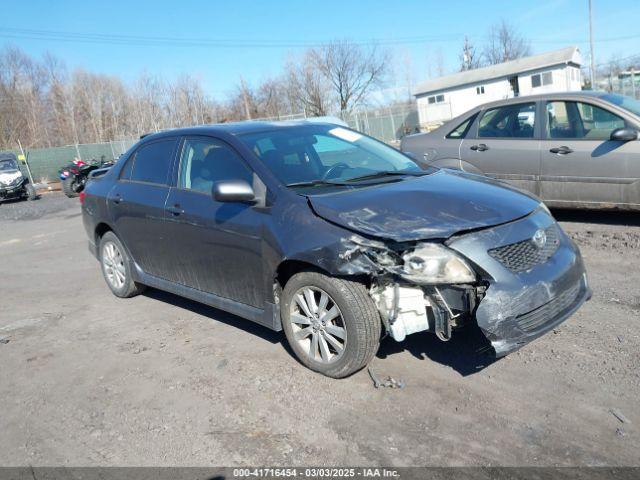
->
401;92;640;210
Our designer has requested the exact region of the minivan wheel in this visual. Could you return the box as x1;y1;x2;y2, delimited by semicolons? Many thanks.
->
99;231;146;298
281;271;381;378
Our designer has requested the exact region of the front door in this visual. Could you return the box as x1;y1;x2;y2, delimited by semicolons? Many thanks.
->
460;101;541;195
108;137;178;279
163;136;266;308
540;100;639;207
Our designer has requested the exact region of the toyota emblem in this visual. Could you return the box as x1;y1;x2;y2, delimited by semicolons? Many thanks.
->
532;229;547;249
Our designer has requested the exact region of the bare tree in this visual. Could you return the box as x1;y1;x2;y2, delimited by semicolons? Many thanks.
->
285;52;331;117
309;41;389;115
484;20;531;65
459;36;482;71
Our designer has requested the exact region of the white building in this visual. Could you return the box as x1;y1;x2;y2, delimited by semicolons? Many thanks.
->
413;46;583;128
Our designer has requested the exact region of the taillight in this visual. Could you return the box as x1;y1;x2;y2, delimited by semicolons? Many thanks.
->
79;191;86;204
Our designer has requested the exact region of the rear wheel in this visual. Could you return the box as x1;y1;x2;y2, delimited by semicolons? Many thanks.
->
99;231;146;298
281;271;381;378
61;176;78;198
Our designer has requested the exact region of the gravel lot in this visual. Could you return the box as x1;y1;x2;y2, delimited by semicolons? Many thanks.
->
0;192;638;466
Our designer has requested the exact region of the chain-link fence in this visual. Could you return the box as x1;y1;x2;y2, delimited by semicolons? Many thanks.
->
2;107;419;182
2;139;137;183
596;73;640;100
344;106;419;145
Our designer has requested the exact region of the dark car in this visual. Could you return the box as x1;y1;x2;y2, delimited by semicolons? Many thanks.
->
401;92;640;210
82;121;590;378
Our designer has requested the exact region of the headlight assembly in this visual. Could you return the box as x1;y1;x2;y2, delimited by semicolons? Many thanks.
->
400;243;476;284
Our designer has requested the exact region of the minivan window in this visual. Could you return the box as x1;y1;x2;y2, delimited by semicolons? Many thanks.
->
129;139;176;185
178;137;253;194
478;103;536;138
546;101;626;140
240;125;423;186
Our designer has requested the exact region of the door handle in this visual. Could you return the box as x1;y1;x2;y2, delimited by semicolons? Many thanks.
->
167;204;184;216
470;143;489;151
549;146;573;155
111;193;124;204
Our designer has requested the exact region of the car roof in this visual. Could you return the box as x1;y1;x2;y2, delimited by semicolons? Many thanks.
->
138;120;341;142
469;91;608;110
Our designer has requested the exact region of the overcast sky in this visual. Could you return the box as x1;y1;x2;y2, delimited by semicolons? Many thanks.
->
2;0;639;101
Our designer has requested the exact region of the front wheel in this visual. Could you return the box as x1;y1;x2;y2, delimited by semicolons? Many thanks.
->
281;271;381;378
61;176;79;198
25;183;37;200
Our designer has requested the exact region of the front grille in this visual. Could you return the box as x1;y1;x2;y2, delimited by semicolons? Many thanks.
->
488;224;560;272
515;281;582;332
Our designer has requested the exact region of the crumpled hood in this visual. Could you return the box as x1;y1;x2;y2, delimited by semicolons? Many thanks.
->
0;170;22;186
307;170;541;241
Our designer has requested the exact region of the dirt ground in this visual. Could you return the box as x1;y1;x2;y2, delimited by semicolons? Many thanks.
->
0;192;638;466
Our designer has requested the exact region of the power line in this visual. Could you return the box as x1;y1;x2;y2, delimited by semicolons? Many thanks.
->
0;26;639;49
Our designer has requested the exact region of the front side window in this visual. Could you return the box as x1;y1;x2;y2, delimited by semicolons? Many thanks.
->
546;101;626;140
478;103;536;138
240;125;424;187
600;93;640;117
129;139;176;185
178;137;252;194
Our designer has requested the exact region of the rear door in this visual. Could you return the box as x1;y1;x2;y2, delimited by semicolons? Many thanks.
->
108;137;178;279
460;101;541;195
163;135;266;307
540;99;639;207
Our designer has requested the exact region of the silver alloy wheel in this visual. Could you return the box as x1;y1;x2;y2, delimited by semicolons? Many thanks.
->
102;241;126;290
289;287;347;364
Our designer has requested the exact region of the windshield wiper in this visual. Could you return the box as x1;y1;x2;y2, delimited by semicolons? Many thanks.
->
344;170;428;183
285;179;353;188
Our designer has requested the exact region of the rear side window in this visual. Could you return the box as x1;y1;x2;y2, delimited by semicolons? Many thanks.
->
446;113;477;139
130;139;176;185
478;103;536;138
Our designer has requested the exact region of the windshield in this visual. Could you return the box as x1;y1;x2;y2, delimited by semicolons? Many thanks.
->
239;124;425;188
601;93;640;117
0;158;18;172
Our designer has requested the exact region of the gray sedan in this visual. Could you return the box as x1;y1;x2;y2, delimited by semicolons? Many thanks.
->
401;92;640;210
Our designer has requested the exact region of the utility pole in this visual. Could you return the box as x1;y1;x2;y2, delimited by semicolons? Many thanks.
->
239;76;252;120
589;0;596;89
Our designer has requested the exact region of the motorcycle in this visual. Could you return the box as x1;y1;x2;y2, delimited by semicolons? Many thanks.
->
59;156;114;198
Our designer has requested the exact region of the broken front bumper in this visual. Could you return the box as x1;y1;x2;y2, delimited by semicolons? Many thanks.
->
447;208;591;357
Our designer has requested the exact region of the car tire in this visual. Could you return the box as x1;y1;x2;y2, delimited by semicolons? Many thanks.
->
99;231;146;298
62;176;78;198
281;271;381;378
25;183;37;200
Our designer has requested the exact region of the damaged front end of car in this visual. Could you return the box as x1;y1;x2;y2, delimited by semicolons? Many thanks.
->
336;205;591;358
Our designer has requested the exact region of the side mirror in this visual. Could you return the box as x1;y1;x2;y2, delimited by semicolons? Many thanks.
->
213;180;256;203
610;127;638;142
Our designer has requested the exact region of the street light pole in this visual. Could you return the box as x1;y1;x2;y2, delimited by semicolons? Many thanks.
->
589;0;596;89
